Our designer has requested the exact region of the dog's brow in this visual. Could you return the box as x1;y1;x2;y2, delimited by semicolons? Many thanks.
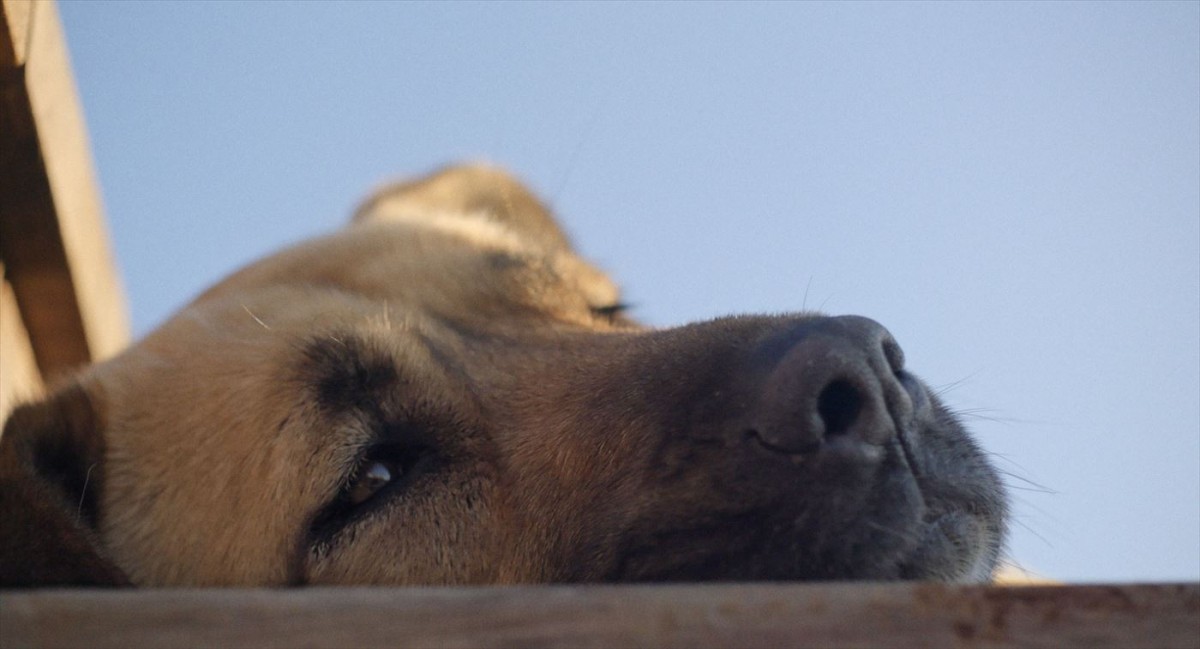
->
297;333;398;418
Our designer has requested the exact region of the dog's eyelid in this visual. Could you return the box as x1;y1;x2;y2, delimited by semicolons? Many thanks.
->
590;302;629;317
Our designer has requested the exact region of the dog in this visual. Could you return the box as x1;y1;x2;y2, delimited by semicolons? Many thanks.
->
0;164;1007;586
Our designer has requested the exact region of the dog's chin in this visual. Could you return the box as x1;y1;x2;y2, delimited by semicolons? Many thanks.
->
608;440;1003;584
610;508;999;584
896;512;1002;583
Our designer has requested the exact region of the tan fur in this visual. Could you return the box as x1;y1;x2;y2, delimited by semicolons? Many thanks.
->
64;166;633;585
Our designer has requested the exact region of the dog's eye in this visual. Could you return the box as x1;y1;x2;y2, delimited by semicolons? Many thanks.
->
342;444;429;510
313;443;432;538
591;303;629;322
348;460;396;506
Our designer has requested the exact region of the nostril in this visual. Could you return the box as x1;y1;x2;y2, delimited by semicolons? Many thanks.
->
817;379;863;438
743;317;907;458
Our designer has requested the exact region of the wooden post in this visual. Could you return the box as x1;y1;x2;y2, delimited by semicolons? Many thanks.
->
0;0;129;422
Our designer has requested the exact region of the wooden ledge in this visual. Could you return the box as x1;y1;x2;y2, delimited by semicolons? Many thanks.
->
1;583;1197;648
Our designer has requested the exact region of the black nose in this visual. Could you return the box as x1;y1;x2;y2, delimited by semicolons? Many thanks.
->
744;315;913;462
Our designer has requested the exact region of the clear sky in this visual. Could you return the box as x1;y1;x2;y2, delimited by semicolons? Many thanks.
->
57;1;1198;583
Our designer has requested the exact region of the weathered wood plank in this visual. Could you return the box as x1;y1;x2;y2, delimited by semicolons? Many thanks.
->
1;584;1196;649
0;0;128;390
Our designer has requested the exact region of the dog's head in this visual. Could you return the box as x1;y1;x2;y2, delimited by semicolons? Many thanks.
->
0;165;1007;586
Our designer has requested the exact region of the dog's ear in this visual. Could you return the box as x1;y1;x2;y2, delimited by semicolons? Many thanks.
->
352;163;574;252
0;383;130;586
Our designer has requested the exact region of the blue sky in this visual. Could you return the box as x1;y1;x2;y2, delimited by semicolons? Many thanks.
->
58;1;1198;582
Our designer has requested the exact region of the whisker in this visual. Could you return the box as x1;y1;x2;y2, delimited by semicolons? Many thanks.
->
996;469;1057;494
951;408;1015;425
242;304;271;330
864;520;922;545
931;373;982;398
76;463;97;523
1008;514;1054;548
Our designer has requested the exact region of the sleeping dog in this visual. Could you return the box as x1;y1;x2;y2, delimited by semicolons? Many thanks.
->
0;165;1007;586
